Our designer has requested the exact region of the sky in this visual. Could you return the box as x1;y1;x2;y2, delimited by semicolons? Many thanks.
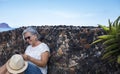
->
0;0;120;28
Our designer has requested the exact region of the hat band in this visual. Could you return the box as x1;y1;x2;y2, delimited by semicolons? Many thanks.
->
8;61;25;71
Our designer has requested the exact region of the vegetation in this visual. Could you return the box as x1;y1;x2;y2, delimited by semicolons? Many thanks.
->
92;16;120;64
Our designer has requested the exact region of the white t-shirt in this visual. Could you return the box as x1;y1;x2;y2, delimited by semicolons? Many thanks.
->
25;43;50;74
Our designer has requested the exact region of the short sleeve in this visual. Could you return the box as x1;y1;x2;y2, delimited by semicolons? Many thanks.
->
40;43;50;53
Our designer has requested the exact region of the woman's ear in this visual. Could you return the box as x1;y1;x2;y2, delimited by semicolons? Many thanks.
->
34;35;38;41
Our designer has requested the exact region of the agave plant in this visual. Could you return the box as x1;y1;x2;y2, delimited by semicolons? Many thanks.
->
92;16;120;64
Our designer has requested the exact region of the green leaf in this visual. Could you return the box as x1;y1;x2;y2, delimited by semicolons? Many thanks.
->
108;57;116;63
103;38;117;45
91;39;103;45
110;26;117;35
117;55;120;64
98;24;109;32
104;43;118;52
98;35;114;40
102;49;119;59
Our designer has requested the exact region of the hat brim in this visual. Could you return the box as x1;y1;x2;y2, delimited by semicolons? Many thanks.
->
6;60;28;74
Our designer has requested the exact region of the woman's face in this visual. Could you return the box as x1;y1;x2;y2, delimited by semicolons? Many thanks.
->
24;32;36;45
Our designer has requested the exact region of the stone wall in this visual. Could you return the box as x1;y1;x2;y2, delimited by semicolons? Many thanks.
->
0;26;120;74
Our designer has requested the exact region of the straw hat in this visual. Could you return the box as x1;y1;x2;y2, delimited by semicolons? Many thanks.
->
6;54;28;74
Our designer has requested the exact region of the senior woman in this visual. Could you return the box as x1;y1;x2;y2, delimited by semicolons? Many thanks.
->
22;27;50;74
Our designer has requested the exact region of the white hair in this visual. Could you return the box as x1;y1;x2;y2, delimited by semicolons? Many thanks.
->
22;27;40;40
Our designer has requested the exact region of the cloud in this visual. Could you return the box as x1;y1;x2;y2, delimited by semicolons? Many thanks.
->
44;9;97;20
43;10;81;18
52;11;80;18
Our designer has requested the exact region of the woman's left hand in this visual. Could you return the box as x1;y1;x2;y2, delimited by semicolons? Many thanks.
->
21;54;29;61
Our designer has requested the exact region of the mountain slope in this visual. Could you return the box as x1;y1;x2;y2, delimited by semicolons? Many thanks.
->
0;23;11;28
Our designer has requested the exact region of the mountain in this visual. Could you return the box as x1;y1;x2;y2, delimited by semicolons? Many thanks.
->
0;23;15;32
0;23;11;28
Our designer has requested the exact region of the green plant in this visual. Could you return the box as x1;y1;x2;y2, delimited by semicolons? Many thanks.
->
91;16;120;64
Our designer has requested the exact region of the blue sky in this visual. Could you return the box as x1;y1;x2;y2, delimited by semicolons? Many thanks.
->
0;0;120;28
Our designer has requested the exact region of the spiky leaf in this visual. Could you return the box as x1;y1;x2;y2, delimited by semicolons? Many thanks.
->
102;49;119;59
117;55;120;64
97;35;114;40
99;24;109;32
103;38;117;45
104;43;118;52
91;39;103;45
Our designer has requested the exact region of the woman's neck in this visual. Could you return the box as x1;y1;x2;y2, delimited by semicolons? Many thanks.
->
32;41;41;47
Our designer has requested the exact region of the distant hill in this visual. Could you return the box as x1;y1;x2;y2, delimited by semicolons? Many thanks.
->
0;23;11;28
0;23;15;32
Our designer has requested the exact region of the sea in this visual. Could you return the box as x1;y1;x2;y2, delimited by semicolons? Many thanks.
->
0;28;15;32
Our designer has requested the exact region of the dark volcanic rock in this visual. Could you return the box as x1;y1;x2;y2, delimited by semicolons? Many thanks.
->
0;26;120;74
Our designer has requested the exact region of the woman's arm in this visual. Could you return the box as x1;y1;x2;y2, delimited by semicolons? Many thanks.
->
23;51;50;67
0;64;9;74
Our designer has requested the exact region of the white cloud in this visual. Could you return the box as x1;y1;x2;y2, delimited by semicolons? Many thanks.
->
52;11;80;18
45;9;97;19
43;10;81;18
